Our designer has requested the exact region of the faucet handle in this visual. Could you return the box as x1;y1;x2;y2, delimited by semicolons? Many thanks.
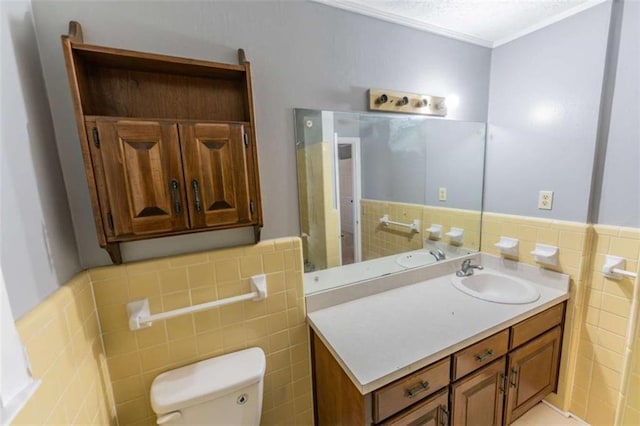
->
457;259;483;277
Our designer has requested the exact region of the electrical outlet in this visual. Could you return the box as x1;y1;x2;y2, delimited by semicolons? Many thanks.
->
538;190;554;210
439;187;447;201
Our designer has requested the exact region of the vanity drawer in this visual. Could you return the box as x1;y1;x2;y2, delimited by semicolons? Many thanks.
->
452;329;509;380
379;388;449;426
511;303;564;349
373;358;450;423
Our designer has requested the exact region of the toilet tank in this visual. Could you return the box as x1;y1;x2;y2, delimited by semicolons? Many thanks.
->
150;347;266;425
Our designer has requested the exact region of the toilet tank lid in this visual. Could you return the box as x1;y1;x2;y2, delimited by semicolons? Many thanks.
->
150;347;266;414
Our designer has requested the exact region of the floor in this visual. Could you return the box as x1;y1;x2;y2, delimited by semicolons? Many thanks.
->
512;403;582;425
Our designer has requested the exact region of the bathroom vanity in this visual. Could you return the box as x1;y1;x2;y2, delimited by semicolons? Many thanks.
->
306;254;569;425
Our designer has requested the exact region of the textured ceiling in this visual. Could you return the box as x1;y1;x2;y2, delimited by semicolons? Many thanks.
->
315;0;606;47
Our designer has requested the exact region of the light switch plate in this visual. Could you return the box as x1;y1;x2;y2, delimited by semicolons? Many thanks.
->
439;187;447;201
538;190;553;210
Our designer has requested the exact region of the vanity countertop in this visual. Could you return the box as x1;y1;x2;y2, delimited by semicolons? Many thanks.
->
306;254;569;394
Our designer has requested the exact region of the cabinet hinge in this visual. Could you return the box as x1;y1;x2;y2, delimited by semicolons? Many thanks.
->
243;132;249;147
92;128;100;148
106;212;114;231
249;200;255;214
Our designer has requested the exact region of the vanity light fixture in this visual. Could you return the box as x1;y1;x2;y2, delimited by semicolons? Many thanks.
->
368;88;447;116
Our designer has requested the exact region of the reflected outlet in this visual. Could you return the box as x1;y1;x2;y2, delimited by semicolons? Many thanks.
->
439;187;447;201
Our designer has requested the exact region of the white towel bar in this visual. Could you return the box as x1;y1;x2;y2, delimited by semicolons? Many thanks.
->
611;268;638;279
379;214;420;232
127;274;268;330
603;255;638;279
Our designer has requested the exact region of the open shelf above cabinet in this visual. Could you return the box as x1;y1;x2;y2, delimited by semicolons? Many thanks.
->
62;21;263;264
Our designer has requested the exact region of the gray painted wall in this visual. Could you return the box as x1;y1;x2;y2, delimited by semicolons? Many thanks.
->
424;119;485;210
361;115;427;205
485;3;612;222
30;0;492;268
1;0;80;318
597;0;639;227
357;115;485;210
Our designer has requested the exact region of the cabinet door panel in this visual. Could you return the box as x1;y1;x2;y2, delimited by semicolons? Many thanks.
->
96;120;188;237
451;357;505;426
505;326;561;424
179;123;251;228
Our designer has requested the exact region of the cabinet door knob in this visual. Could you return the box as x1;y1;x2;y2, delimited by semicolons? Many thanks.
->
170;179;182;215
191;179;202;213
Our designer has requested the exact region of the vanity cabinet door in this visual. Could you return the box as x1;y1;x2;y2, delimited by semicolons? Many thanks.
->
451;357;506;426
380;389;449;426
504;326;561;425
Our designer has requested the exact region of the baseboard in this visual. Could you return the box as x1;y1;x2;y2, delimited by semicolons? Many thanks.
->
541;400;590;425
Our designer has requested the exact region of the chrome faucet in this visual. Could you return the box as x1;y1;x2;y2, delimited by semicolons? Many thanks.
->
456;259;483;277
429;248;446;261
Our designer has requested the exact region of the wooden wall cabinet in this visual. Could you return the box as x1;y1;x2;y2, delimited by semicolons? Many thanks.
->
311;302;566;426
61;21;262;263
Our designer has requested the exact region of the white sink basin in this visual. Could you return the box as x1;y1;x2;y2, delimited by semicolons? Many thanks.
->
451;270;540;304
395;252;437;269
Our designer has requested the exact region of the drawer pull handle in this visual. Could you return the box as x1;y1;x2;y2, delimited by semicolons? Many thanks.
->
510;367;518;387
404;381;430;398
475;348;494;362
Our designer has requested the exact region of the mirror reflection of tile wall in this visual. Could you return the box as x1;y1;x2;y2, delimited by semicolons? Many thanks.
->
360;200;481;261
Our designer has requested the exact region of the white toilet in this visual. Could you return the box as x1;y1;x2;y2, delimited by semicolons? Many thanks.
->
150;347;266;425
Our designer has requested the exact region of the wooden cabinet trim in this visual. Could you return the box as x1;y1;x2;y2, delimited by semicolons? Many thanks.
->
62;35;108;249
453;329;509;380
373;358;450;423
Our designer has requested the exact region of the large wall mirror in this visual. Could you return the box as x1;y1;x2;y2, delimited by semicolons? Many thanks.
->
294;109;486;291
